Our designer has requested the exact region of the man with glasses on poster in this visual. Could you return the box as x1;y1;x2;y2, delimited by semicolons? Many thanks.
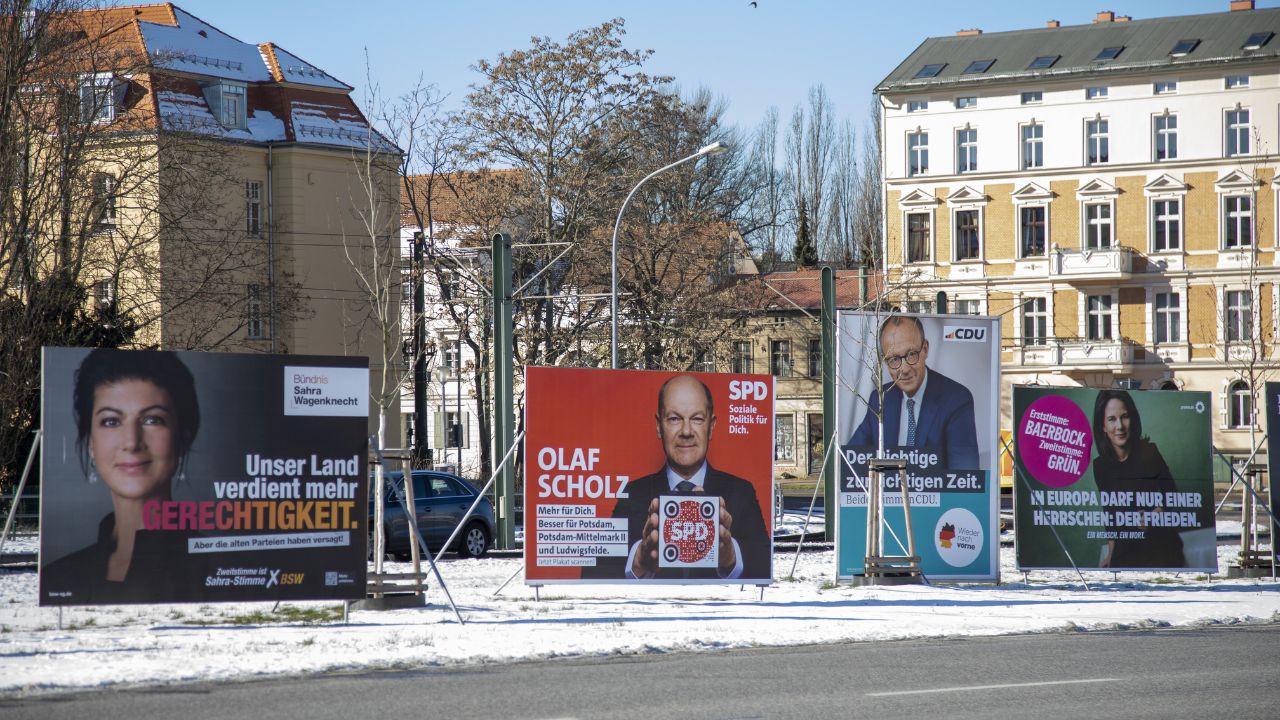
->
849;315;980;470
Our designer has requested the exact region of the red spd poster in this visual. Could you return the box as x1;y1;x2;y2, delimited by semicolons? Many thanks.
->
524;367;774;585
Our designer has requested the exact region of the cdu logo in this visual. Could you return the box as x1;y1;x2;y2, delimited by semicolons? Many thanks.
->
943;325;987;342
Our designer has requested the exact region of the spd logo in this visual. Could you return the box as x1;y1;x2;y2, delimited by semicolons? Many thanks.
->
728;379;769;400
943;325;987;342
658;496;719;569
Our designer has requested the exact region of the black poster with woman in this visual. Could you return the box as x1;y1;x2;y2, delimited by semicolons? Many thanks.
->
39;348;369;605
1013;386;1216;571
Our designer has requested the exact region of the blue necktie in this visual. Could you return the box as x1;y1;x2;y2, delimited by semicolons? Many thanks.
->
676;480;696;492
906;397;917;446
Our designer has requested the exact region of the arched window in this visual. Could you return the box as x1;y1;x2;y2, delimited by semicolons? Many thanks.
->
1229;381;1252;428
1157;380;1178;391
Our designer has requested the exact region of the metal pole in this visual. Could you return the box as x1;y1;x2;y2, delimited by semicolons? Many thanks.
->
492;232;515;549
611;143;727;368
821;266;836;539
412;231;432;469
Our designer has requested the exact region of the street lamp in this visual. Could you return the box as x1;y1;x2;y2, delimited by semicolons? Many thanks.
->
611;141;730;368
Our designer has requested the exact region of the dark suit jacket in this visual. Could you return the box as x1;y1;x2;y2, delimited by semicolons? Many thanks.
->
588;464;770;581
848;367;980;470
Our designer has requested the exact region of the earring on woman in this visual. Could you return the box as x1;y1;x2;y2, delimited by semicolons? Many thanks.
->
88;460;99;484
174;456;187;486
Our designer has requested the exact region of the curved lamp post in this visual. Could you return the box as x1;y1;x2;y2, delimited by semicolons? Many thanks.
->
611;141;730;368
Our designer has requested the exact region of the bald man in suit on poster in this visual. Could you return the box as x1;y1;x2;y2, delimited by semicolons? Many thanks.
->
849;315;980;470
591;375;770;580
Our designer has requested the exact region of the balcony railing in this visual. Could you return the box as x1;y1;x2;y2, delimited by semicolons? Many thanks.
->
1050;246;1134;280
1011;336;1138;368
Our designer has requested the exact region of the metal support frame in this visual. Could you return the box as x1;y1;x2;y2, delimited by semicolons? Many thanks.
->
789;432;838;580
0;431;41;559
1002;434;1091;590
1213;447;1278;579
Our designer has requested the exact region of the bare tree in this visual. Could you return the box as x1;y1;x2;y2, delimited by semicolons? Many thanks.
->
827;118;858;267
854;102;884;269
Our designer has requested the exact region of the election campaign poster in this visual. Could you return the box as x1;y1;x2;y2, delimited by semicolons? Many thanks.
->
1013;386;1216;571
39;347;369;605
835;311;1001;582
1265;383;1280;564
524;367;774;585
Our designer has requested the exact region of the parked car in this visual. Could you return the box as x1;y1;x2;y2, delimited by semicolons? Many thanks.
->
368;470;494;559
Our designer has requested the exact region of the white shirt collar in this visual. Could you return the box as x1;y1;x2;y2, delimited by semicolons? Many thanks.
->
666;461;708;490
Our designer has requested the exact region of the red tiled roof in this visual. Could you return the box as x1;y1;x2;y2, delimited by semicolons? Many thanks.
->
756;269;884;310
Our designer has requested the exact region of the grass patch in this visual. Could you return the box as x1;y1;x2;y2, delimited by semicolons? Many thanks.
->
188;605;343;626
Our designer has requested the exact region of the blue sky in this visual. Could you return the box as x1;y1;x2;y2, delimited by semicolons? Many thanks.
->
174;0;1274;135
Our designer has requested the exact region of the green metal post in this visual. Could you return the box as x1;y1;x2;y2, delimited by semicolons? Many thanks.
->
492;233;515;550
821;266;836;539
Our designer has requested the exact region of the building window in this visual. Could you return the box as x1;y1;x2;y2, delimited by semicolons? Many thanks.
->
441;411;467;448
1154;114;1178;161
956;128;977;173
907;100;928;113
245;181;261;237
904;300;934;314
953;299;981;315
1086;86;1108;100
1023;297;1047;346
1226;290;1252;343
246;284;265;339
1152;199;1181;252
79;73;116;123
1021;91;1042;105
1020;206;1046;258
1086;119;1109;165
1021;123;1043;169
1225;74;1249;89
808;338;821;378
443;337;461;373
1226;109;1251;156
94;279;116;316
907;132;928;176
954;209;980;261
1084;202;1112;249
1154;292;1180;344
1087;295;1113;340
775;414;795;463
956;96;976;109
731;341;752;374
693;349;714;373
906;212;931;263
1224;196;1253;248
1154;80;1177;95
1228;381;1252;429
219;83;246;129
93;173;117;231
770;340;792;377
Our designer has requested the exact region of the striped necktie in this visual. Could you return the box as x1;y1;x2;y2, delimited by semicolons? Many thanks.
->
906;397;918;446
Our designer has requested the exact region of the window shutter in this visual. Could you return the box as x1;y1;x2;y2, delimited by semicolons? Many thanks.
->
462;411;470;449
434;411;445;450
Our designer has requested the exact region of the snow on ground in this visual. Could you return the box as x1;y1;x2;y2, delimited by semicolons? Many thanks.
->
1;520;1277;698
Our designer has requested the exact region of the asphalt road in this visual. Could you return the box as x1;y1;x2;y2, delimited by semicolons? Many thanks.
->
5;624;1279;719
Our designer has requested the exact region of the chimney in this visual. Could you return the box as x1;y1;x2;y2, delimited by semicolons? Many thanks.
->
1116;14;1131;22
1230;1;1254;11
1046;19;1061;28
956;28;983;36
1094;10;1115;23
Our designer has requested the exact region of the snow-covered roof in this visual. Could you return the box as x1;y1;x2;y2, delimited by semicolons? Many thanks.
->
262;44;351;90
291;101;397;152
81;4;397;154
139;7;274;83
156;90;286;142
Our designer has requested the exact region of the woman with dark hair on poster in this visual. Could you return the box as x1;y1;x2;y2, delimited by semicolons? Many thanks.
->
1092;390;1184;568
41;349;200;603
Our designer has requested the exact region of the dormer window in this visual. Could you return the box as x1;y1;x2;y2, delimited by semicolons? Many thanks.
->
201;81;247;130
79;73;118;123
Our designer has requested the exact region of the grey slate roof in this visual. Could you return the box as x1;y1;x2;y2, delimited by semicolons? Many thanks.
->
877;7;1280;93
